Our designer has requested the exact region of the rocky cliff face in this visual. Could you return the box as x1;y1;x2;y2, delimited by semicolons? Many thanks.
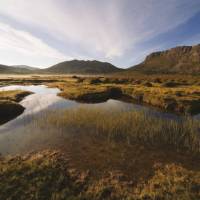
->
131;44;200;74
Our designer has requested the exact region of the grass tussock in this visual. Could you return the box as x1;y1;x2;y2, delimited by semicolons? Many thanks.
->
0;90;32;102
135;163;200;200
1;150;200;200
0;150;88;200
42;108;200;154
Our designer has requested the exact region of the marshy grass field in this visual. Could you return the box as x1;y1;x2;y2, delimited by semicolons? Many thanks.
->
1;0;200;198
1;74;200;199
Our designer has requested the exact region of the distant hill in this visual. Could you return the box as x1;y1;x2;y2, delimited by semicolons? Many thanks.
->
44;60;122;74
0;60;121;74
0;64;37;74
129;44;200;74
11;65;38;71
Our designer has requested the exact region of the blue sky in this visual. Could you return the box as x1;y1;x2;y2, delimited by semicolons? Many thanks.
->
0;0;200;68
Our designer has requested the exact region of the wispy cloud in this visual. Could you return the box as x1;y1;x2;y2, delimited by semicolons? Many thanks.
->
0;22;66;59
0;22;69;67
0;0;200;67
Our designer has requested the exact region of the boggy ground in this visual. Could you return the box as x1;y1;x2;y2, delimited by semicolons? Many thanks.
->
1;74;200;114
1;135;200;199
48;74;200;115
0;74;200;114
0;74;200;199
1;107;200;199
0;90;32;124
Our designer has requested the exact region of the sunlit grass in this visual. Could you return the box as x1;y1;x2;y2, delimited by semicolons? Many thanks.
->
0;90;32;102
37;107;200;154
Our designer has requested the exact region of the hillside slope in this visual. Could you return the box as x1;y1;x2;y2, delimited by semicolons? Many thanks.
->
45;60;122;74
0;64;36;74
129;44;200;74
11;65;38;71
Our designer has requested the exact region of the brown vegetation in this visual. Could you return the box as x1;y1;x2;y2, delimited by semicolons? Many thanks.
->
1;74;200;114
0;74;200;199
0;90;32;124
47;75;200;114
10;107;198;200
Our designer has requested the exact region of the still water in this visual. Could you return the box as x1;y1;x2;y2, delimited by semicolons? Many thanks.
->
0;85;184;155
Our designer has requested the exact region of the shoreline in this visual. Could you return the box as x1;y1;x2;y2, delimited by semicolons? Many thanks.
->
0;90;32;124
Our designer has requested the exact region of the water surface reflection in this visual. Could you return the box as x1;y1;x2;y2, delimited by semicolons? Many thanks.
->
0;85;187;155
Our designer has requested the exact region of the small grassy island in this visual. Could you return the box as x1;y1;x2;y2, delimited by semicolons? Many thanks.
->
0;90;32;124
47;74;200;115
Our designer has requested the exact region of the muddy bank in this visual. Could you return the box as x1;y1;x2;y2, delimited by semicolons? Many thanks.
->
58;83;200;115
0;90;32;124
0;101;25;125
59;87;123;103
54;77;200;115
123;89;200;115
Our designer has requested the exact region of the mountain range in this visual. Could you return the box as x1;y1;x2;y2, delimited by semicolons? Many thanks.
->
0;60;121;74
0;64;38;74
0;43;200;75
11;65;38;71
130;44;200;74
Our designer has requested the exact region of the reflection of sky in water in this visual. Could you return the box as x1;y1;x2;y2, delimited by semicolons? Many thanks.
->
0;85;59;94
0;84;195;155
0;85;78;132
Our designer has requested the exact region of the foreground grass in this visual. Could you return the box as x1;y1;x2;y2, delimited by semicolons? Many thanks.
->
1;108;200;199
0;150;88;200
1;150;200;200
43;108;200;154
1;75;200;199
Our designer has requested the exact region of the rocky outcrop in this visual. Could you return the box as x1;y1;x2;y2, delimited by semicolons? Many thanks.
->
130;44;200;74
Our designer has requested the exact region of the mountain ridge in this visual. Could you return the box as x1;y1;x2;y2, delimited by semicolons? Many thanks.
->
129;44;200;74
1;43;200;75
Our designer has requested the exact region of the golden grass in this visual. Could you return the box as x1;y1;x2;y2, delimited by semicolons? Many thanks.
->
0;93;199;199
1;75;200;199
1;74;200;114
135;163;200;199
0;90;32;102
46;75;200;114
38;107;200;154
0;150;87;200
1;149;200;200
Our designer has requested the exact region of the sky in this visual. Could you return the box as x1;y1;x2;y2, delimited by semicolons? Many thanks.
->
0;0;200;68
